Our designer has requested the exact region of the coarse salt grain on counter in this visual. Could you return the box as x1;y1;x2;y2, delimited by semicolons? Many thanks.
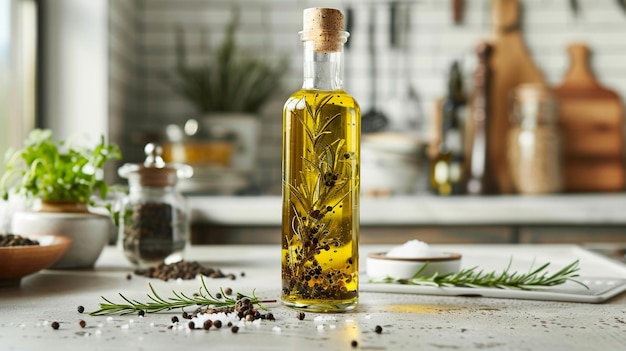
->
314;315;337;324
385;240;446;258
189;312;241;330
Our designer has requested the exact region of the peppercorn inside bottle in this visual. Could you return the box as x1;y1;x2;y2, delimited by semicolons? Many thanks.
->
117;143;193;268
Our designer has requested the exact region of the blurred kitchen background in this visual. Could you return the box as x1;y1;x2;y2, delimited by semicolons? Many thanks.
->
2;0;626;247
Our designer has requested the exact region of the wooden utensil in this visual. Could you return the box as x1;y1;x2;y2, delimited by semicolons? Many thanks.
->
487;0;546;193
554;43;625;192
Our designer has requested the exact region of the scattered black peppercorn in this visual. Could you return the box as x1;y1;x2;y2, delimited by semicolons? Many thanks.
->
213;320;222;329
188;321;195;329
224;287;233;295
126;273;132;280
351;340;358;348
228;274;236;280
375;325;383;334
297;312;305;320
182;311;191;319
235;297;252;313
138;310;145;317
77;305;85;314
134;260;233;281
231;326;239;334
203;320;212;330
240;272;245;277
215;293;222;299
171;316;179;323
51;322;59;330
227;321;233;327
266;313;275;321
79;320;86;328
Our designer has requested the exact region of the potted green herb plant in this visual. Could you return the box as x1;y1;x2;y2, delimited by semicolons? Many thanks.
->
0;129;121;268
162;8;289;186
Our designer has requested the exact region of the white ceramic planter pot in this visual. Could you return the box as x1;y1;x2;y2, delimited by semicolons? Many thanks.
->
201;113;260;171
361;132;423;195
11;203;114;269
173;113;261;194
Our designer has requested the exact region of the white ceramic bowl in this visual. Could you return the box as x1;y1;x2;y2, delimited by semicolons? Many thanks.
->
11;211;115;269
366;252;462;280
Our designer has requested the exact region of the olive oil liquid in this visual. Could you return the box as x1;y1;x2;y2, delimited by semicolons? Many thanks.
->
281;89;360;312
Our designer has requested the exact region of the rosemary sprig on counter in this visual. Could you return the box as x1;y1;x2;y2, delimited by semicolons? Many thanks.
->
90;275;275;316
370;259;588;290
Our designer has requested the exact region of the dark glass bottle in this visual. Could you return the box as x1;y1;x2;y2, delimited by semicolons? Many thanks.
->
430;61;467;195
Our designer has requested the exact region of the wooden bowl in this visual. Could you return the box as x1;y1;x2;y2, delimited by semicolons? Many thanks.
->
0;234;72;287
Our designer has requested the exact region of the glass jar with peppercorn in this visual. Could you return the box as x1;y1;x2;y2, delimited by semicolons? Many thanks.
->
117;143;193;267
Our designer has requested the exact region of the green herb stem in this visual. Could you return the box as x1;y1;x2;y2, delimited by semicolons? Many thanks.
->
89;276;275;316
370;259;588;291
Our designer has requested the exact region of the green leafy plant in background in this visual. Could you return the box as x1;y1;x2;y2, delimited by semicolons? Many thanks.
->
163;8;289;114
0;129;121;204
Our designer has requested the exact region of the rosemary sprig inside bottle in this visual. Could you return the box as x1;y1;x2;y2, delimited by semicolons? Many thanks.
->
89;275;275;316
370;259;588;290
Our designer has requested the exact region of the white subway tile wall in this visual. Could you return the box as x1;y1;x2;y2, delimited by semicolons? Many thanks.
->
109;0;626;193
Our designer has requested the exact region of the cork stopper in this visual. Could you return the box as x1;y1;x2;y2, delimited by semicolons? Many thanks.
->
302;8;346;53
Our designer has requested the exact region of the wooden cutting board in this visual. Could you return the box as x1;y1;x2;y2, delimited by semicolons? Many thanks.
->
554;43;625;192
488;0;547;194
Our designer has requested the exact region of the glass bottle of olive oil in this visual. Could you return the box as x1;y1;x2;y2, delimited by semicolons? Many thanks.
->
282;8;360;312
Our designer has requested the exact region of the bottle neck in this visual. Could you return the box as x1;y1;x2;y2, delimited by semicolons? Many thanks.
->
302;41;345;91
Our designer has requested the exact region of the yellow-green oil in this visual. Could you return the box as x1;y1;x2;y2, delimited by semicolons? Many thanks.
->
282;89;360;312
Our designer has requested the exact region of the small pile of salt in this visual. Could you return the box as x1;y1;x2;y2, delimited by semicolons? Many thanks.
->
385;240;445;258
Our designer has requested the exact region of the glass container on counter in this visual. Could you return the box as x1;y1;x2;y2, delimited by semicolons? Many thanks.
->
117;143;193;267
281;8;360;312
507;84;562;194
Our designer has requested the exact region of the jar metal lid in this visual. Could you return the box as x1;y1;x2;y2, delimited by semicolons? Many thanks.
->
118;143;193;187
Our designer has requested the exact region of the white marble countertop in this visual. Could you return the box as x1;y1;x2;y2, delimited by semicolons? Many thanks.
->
188;194;626;226
1;244;626;350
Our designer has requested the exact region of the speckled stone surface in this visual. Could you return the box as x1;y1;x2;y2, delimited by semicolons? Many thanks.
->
1;244;625;351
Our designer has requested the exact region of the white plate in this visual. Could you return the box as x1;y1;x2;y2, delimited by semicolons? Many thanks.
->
361;276;626;303
361;245;626;303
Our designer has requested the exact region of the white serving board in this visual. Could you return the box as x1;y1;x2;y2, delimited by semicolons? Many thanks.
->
360;245;626;303
361;277;626;303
